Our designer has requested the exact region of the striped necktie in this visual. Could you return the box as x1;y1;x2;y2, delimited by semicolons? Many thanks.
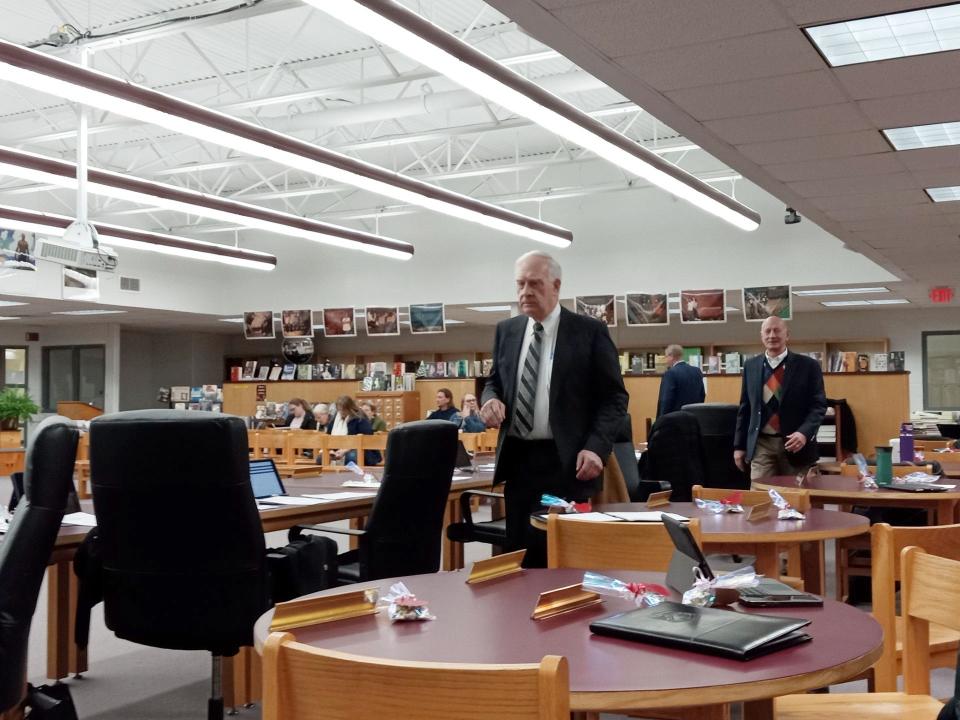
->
514;322;544;437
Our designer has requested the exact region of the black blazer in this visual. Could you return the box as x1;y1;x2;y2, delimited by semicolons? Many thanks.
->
656;361;705;417
734;351;827;465
284;413;317;431
481;307;629;496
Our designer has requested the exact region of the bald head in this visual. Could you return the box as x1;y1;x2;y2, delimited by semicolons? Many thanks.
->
760;316;788;356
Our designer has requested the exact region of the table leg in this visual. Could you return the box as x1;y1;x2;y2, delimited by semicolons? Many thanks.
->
752;544;779;580
46;560;85;680
441;496;464;571
937;499;958;525
800;541;826;596
743;698;774;720
222;646;262;710
348;517;366;551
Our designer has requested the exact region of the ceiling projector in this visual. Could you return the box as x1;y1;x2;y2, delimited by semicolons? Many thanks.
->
36;221;118;273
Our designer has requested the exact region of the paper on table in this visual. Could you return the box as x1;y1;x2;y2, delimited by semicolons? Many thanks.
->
257;496;329;506
303;491;377;501
604;511;689;522
62;512;98;527
557;512;623;522
476;463;496;470
341;480;381;489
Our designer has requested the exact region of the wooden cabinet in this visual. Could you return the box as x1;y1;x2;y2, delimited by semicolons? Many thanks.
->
356;392;420;429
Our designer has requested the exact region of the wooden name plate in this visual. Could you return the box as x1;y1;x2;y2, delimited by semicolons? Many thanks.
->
531;583;603;621
746;501;774;523
646;490;672;508
466;549;526;584
270;588;380;632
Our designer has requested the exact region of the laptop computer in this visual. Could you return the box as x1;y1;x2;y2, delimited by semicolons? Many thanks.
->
249;458;287;499
454;440;474;472
662;514;822;607
937;423;960;440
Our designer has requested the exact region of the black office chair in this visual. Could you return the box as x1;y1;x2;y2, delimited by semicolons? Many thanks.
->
638;410;706;502
445;489;507;548
293;420;458;583
90;410;269;720
0;417;79;715
611;414;671;502
681;402;749;490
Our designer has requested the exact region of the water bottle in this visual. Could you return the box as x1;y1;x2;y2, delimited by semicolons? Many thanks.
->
900;423;914;466
875;445;893;486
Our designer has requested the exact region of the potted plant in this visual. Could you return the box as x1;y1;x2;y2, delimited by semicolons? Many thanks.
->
0;387;39;430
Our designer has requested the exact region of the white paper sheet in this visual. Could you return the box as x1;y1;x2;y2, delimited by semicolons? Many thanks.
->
557;512;623;522
604;511;689;522
341;480;381;489
303;492;377;501
256;496;329;506
62;512;98;527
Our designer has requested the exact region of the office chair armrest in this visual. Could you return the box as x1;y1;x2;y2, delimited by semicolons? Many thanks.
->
636;480;671;502
458;489;505;525
289;523;366;542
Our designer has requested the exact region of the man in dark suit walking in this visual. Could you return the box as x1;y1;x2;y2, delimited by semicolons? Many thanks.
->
480;251;628;566
734;317;826;479
656;344;705;417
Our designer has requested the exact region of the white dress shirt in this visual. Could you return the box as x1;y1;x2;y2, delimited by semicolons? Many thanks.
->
513;303;561;439
765;348;788;369
331;414;349;436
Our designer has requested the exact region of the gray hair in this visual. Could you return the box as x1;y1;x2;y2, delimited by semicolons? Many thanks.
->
313;403;329;414
665;344;684;359
515;250;562;282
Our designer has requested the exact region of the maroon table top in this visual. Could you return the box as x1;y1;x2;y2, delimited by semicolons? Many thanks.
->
593;502;869;543
756;474;960;500
253;569;882;710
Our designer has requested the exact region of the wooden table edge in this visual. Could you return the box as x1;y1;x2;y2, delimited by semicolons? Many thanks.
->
753;480;960;502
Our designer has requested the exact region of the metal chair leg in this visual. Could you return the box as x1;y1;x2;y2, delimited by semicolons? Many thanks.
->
208;654;224;720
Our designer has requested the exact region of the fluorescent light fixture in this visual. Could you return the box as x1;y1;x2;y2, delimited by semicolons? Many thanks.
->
0;300;26;307
794;287;889;296
52;309;127;315
445;319;465;324
0;39;571;248
500;50;561;66
304;0;760;232
805;4;960;67
219;318;244;323
883;121;960;151
0;316;20;320
0;146;413;261
926;186;960;203
868;298;910;305
0;205;277;271
466;305;512;312
820;300;871;307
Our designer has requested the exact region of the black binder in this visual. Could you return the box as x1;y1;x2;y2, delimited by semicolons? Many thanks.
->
590;601;812;660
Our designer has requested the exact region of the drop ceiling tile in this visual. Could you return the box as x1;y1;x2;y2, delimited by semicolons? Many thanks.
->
780;0;945;26
910;168;960;188
549;0;791;57
841;215;960;232
858;88;960;129
827;203;944;221
737;130;890;164
898;146;960;171
813;189;930;210
537;0;603;7
851;227;959;248
666;70;846;120
835;52;960;100
766;153;904;182
616;29;824;91
704;103;872;144
787;172;916;198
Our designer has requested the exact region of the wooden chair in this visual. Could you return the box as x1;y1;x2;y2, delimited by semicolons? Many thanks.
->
478;428;499;452
698;485;811;511
361;434;388;465
326;435;363;468
251;429;288;462
776;546;948;720
286;431;327;466
914;439;954;452
868;523;960;691
262;632;569;720
460;432;483;452
591;452;631;505
75;431;91;499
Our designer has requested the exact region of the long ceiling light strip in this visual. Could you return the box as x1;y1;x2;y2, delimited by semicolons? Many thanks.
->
0;40;571;248
0;204;277;270
0;146;414;260
303;0;760;232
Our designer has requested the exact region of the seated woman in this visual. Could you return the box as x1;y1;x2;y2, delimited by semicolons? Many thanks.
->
458;393;486;433
360;401;388;433
427;388;461;423
312;402;332;432
327;395;382;466
283;398;317;430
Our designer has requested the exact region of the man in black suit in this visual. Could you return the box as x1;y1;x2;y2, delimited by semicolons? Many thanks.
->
734;317;826;479
656;344;705;417
480;251;628;566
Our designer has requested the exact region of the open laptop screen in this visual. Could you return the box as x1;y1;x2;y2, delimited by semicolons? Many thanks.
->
249;459;285;499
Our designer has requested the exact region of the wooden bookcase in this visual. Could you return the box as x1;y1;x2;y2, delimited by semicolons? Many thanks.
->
356;391;420;430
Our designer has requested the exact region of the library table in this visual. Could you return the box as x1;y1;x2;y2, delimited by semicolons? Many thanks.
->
253;568;882;720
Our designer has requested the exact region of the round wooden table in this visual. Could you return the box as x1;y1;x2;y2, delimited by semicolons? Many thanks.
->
253;569;882;717
754;475;960;524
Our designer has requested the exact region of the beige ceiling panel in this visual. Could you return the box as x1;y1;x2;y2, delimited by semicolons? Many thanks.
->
665;71;845;120
859;88;960;129
788;172;916;198
851;227;958;249
549;0;791;57
813;189;929;210
537;0;603;8
737;130;890;164
616;29;824;91
705;103;872;144
780;0;944;26
841;215;960;232
766;153;904;182
910;168;960;189
835;53;960;101
826;203;944;221
897;146;960;171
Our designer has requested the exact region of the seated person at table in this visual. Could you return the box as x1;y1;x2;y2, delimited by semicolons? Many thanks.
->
458;393;486;433
427;388;461;423
327;395;382;466
312;402;332;432
360;401;388;433
283;398;317;430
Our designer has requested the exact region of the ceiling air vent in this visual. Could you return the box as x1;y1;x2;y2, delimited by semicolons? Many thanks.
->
120;276;141;292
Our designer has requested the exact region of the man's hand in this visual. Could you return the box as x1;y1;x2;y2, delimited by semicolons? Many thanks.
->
480;398;506;428
734;449;746;472
575;449;604;481
784;432;807;453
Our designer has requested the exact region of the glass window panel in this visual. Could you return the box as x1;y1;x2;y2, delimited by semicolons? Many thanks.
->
924;333;960;410
77;347;105;409
45;347;76;412
4;348;25;386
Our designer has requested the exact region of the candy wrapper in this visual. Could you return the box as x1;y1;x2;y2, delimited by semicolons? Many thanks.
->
682;565;761;607
694;492;743;514
768;488;805;520
540;494;591;514
379;582;435;622
345;461;379;485
849;453;878;489
582;572;667;607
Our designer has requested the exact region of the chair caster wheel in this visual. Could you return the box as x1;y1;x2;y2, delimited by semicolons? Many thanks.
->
244;703;255;709
227;708;239;716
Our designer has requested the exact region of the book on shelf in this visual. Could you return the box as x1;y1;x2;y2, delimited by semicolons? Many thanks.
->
447;361;458;378
724;352;742;374
838;351;857;372
619;352;629;374
296;364;313;381
855;353;871;372
803;351;824;370
190;387;203;402
481;358;494;376
393;361;405;377
280;363;296;381
174;402;186;411
630;354;644;374
229;366;242;382
645;352;656;369
706;355;720;374
888;351;905;372
654;354;668;373
267;365;282;381
255;366;269;381
362;376;373;391
870;353;888;372
171;386;190;402
457;359;470;378
241;361;257;381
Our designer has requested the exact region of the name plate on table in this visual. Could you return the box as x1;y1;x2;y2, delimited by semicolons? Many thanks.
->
746;502;774;523
646;490;672;508
531;584;603;621
270;588;379;632
466;549;525;584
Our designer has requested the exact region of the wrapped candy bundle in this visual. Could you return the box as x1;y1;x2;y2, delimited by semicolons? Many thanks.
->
768;488;805;520
379;582;435;622
582;571;668;607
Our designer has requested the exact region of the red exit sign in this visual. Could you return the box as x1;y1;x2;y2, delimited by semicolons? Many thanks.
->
930;286;954;304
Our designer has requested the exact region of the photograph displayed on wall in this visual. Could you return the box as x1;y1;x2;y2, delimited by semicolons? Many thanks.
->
742;285;791;322
0;229;36;271
409;303;445;334
679;289;726;324
62;266;98;301
243;310;275;340
575;295;617;327
281;309;313;338
625;292;669;326
365;306;399;336
322;307;356;338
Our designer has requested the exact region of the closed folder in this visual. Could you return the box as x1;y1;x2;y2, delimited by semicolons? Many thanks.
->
589;601;812;660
